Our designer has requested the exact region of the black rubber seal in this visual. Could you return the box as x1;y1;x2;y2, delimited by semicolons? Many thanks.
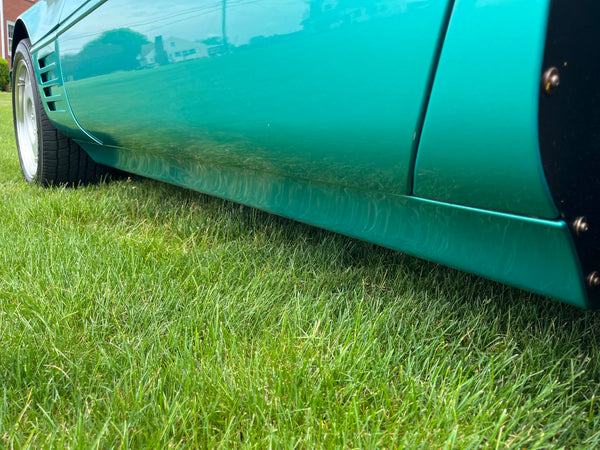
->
539;0;600;309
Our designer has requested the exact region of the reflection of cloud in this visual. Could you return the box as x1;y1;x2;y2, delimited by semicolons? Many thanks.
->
60;0;308;54
227;1;306;46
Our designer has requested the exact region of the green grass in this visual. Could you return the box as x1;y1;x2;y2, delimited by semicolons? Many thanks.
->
1;90;600;448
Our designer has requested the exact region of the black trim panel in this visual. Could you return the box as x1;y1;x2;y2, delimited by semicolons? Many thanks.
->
539;0;600;309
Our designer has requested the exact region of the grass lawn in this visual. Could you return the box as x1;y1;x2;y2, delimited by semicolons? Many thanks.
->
0;90;600;447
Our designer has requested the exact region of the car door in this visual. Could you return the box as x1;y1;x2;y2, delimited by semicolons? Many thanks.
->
58;0;452;195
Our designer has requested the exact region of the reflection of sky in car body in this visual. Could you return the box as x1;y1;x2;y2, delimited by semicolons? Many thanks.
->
59;0;429;54
60;0;308;54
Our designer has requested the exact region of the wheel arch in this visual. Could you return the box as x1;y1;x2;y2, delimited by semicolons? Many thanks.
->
11;20;29;68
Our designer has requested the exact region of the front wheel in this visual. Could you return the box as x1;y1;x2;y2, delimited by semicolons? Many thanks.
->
12;38;109;185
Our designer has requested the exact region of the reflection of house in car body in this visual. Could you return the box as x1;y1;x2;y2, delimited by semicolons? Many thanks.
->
141;37;208;67
138;1;418;68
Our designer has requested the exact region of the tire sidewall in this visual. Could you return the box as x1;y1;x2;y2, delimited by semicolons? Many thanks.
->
12;38;45;184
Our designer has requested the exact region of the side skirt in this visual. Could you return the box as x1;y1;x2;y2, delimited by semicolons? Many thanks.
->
82;143;588;309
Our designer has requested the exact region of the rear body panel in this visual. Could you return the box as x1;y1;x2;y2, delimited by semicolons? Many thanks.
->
414;0;557;219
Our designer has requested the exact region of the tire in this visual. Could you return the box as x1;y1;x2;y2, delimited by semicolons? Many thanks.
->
12;38;109;186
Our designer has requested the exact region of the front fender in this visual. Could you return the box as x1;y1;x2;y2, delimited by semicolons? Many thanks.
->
14;0;98;53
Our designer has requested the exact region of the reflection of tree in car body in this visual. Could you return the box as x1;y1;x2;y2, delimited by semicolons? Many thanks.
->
61;28;149;80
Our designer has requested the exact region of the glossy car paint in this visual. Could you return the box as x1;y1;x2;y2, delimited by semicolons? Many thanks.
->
82;142;587;308
56;0;452;195
414;0;558;219
13;1;591;308
17;0;93;46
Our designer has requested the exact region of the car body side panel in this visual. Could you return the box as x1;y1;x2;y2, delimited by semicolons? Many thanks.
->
17;0;96;47
414;0;559;219
15;0;591;307
15;1;63;49
25;39;101;144
57;0;95;23
57;0;452;194
81;141;588;309
22;1;108;143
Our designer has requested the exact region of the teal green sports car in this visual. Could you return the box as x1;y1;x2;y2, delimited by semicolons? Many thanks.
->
11;0;600;308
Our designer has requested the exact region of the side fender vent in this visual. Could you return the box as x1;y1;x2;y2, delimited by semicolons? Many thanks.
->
37;50;65;113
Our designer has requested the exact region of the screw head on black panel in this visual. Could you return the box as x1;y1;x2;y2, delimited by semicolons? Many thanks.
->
587;272;600;288
542;67;560;94
572;216;589;236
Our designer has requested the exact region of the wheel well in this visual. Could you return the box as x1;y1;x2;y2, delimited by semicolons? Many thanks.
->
11;20;29;64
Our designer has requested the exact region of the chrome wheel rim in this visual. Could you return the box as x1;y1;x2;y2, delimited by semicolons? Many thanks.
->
14;58;38;180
